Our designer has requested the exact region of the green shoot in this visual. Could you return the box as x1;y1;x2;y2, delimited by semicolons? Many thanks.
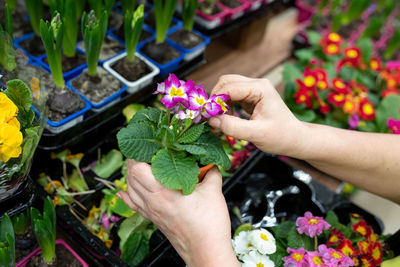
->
88;0;115;18
182;0;198;31
121;0;136;14
154;0;178;44
384;25;400;60
40;13;65;88
24;0;43;36
30;197;57;264
82;10;108;76
6;0;17;10
0;213;15;267
124;4;144;61
12;212;28;235
4;3;13;38
0;5;16;71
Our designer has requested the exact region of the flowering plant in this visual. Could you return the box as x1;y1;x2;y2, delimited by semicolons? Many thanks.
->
283;31;400;133
239;211;394;267
117;74;231;194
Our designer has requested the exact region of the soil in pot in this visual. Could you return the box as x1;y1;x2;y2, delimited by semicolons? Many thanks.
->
198;1;224;15
220;0;242;9
15;225;36;262
78;36;124;61
114;25;153;42
18;35;46;57
71;67;123;104
26;244;82;267
46;86;86;122
141;40;181;65
111;56;152;81
144;10;177;29
168;29;204;50
43;53;87;73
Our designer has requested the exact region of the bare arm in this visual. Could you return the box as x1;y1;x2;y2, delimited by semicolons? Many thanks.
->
209;75;400;204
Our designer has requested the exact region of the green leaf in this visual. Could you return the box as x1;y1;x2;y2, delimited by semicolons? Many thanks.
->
104;189;135;217
130;107;164;125
356;38;373;64
67;169;87;192
0;214;15;267
322;62;336;81
362;17;386;39
325;210;339;227
20;127;39;168
233;224;253;238
269;242;287;267
307;30;322;46
384;26;400;60
120;232;149;266
339;66;355;81
273;221;295;239
177;124;204;143
156;125;175;147
376;95;400;132
117;122;161;162
287;226;314;250
4;79;32;111
118;213;155;249
93;149;123;178
151;149;199;195
123;104;146;123
173;143;207;155
282;63;302;84
295;49;316;62
294;109;317;122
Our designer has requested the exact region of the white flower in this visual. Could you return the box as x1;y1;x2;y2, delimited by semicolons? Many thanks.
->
248;229;276;255
241;250;275;267
232;231;253;259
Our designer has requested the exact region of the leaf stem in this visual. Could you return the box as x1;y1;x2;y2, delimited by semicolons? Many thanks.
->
314;236;318;251
166;109;171;126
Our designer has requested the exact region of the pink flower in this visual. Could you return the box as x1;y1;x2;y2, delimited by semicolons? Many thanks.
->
188;84;208;111
387;117;400;134
296;212;330;238
202;94;230;118
348;114;360;130
160;74;194;109
178;109;202;123
101;214;110;230
305;251;325;267
318;245;353;267
283;248;308;267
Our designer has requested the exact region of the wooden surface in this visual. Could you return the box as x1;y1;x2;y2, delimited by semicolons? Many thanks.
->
187;8;298;90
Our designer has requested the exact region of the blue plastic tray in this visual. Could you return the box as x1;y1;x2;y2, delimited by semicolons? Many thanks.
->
13;32;46;62
166;28;210;60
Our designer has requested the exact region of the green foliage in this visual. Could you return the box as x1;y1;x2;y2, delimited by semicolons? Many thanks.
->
233;223;253;238
376;95;400;132
40;14;65;88
356;38;373;64
12;211;28;236
24;0;43;36
0;213;15;267
362;17;386;39
121;0;136;14
88;0;115;18
154;0;178;43
3;4;13;38
93;149;123;178
124;4;144;61
30;197;56;264
287;226;314;250
6;0;17;10
294;109;317;122
384;25;400;60
118;213;157;266
82;10;109;75
182;0;198;31
294;48;316;63
103;188;135;217
117;107;230;194
341;0;372;25
0;28;16;72
282;63;302;85
307;30;322;47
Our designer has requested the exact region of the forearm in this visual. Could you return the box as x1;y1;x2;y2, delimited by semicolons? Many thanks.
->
291;122;400;204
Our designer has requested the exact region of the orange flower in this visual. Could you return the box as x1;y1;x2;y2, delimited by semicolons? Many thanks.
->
359;99;375;121
358;240;370;254
343;96;358;115
369;58;382;71
332;78;350;93
386;76;398;89
323;43;341;55
350;81;368;95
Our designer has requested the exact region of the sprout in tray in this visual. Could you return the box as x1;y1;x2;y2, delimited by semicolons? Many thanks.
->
117;74;231;195
121;0;137;14
0;3;16;72
24;0;43;36
0;213;15;267
182;0;198;32
124;4;144;62
88;0;116;18
154;0;178;44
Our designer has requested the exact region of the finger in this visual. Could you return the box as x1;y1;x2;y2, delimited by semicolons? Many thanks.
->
127;159;164;193
117;191;138;211
199;167;222;190
212;74;254;93
209;114;260;141
211;81;265;106
126;185;146;213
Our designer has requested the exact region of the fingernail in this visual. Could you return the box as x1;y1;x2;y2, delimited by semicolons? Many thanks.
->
209;117;221;128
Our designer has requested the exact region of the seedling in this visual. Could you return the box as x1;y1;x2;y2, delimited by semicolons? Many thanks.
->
0;4;16;71
24;0;43;36
182;0;198;31
12;211;28;236
0;213;15;267
154;0;178;44
121;0;136;14
88;0;115;18
124;4;144;61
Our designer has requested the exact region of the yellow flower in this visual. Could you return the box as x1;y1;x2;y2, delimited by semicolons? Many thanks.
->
0;123;23;162
7;117;20;129
0;93;18;124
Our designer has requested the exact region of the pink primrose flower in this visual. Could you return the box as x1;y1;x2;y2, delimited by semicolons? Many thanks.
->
387;117;400;134
305;251;325;267
296;212;330;238
188;84;209;111
283;248;308;267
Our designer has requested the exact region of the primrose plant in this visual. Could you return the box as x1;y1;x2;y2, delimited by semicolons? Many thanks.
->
124;4;144;61
24;0;43;36
0;3;16;72
182;0;198;31
0;213;15;267
82;10;108;76
117;74;231;194
154;0;178;43
30;196;57;265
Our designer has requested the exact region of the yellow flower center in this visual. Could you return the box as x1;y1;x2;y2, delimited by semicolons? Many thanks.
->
292;253;304;262
328;33;340;42
329;235;339;243
216;98;228;112
196;97;205;105
370;233;378;242
170;86;185;97
341;245;353;256
331;251;342;259
388;79;396;87
357;226;367;235
308;218;319;225
304;76;316;87
334;94;344;102
370;61;378;70
327;44;339;54
362;103;374;115
256;263;264;267
313;256;323;265
260;233;269;241
347;50;358;58
299;95;306;101
372;246;381;260
344;101;354;111
335;81;345;88
317;81;327;89
361;258;371;267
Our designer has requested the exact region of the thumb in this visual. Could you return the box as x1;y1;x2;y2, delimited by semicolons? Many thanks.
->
209;114;257;141
200;167;222;190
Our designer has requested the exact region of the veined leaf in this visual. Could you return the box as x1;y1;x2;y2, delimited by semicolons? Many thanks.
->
177;124;204;143
173;143;207;155
130;107;165;125
4;79;32;111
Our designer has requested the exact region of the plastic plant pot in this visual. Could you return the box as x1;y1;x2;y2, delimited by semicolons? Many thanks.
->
67;67;127;112
38;50;88;82
13;32;46;62
137;38;185;76
296;0;316;23
195;0;230;29
16;239;89;267
166;28;210;61
220;0;250;20
103;52;160;94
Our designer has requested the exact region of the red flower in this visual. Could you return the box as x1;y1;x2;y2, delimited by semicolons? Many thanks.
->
319;102;331;114
230;150;250;171
343;96;358;115
369;58;382;71
344;47;361;63
225;135;236;147
382;88;400;98
332;78;350;93
326;32;342;44
302;68;318;89
337;58;358;71
294;88;313;109
357;240;371;254
350;81;368;95
337;239;358;257
370;242;383;266
323;43;341;55
386;76;398;89
353;220;372;237
358;99;375;121
314;68;329;90
360;255;374;267
327;228;346;246
328;92;346;107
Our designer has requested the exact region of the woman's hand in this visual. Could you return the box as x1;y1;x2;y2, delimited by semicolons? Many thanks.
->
117;160;240;267
209;74;304;157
